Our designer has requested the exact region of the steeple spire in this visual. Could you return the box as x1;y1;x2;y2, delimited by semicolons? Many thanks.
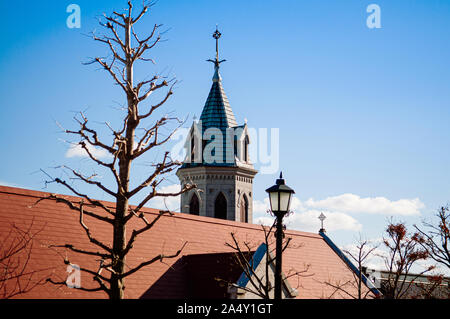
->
176;26;258;223
200;26;237;134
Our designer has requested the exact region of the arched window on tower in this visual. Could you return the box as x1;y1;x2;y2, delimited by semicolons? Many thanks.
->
240;194;249;223
189;193;199;215
214;192;227;220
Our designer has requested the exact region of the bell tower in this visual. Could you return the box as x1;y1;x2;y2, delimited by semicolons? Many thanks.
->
176;28;257;223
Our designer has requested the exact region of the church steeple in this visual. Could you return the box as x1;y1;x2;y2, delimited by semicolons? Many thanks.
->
176;27;257;224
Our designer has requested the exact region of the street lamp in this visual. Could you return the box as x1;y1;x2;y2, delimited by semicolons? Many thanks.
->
265;172;295;300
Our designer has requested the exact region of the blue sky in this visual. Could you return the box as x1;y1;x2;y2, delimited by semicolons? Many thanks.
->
1;0;450;269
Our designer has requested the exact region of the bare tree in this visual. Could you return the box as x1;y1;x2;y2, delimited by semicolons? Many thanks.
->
323;237;380;299
216;224;312;299
34;1;195;299
414;206;450;271
0;220;47;299
380;221;434;299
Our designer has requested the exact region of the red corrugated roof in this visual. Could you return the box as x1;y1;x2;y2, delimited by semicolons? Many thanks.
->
0;185;370;299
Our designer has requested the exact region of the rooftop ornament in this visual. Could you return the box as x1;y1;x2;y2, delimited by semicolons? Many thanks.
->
318;212;326;233
207;26;227;70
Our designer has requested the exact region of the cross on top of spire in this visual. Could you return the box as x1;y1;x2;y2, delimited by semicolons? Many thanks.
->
207;26;226;68
213;27;221;40
318;212;327;233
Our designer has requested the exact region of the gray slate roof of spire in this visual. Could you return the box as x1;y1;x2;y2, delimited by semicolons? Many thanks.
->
199;68;237;132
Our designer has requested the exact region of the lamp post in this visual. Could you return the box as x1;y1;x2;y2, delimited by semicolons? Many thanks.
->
265;172;295;300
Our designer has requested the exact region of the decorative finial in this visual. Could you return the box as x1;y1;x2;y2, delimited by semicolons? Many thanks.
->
207;26;226;69
275;172;285;186
212;26;221;60
318;212;326;233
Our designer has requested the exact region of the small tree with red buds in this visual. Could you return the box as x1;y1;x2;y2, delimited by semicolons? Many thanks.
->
381;221;434;299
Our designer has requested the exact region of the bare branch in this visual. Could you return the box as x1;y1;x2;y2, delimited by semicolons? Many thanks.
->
49;244;111;259
132;116;184;159
91;33;126;64
0;220;48;298
131;181;195;216
138;84;175;120
66;112;116;155
122;209;171;257
120;242;188;279
77;201;113;253
59;165;117;198
33;196;113;234
46;278;107;294
137;78;170;103
132;5;148;24
91;57;129;93
39;174;116;217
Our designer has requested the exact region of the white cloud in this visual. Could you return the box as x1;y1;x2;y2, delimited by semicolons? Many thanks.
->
66;143;111;159
253;198;270;215
340;239;387;270
252;191;425;233
139;186;424;233
254;216;274;227
254;209;362;233
0;181;15;187
286;210;362;233
253;197;362;233
253;196;304;216
305;193;424;216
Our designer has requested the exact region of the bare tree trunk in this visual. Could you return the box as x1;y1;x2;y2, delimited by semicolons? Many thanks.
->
36;1;195;299
109;15;134;299
111;196;127;299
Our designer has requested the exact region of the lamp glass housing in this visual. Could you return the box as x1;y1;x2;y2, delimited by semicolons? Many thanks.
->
279;191;292;212
269;190;292;212
266;172;295;213
269;192;279;212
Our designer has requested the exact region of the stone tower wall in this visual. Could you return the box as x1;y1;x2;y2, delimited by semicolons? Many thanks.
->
178;168;256;223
